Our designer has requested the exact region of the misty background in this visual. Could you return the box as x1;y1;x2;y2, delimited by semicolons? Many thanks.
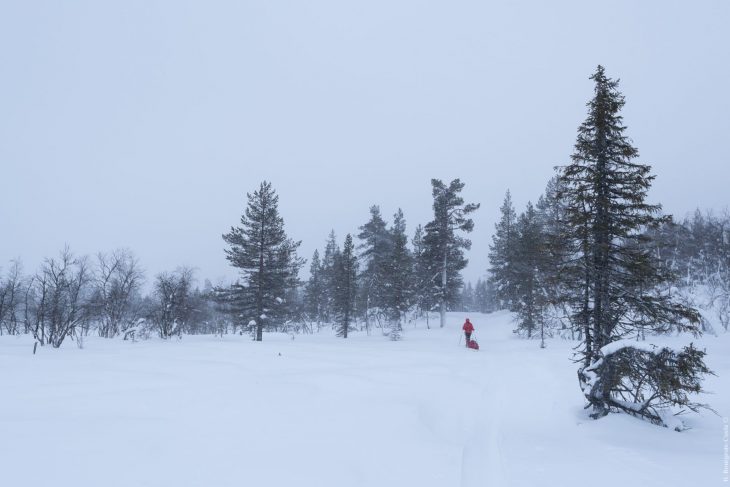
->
1;0;728;286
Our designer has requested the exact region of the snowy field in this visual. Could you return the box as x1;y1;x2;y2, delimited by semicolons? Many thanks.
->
1;312;728;487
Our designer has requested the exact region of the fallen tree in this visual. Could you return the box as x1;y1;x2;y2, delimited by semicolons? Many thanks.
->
578;340;715;430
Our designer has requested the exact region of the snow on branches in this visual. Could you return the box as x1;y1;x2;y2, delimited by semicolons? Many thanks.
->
578;341;714;431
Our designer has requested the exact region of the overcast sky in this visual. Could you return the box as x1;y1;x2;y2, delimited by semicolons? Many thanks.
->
1;1;728;287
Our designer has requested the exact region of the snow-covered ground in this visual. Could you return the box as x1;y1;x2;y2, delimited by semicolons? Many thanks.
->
1;312;727;487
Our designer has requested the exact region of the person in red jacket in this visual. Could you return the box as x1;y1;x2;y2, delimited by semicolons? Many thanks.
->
462;318;475;346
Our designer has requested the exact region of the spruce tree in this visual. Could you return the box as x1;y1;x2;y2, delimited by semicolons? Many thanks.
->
412;224;435;326
382;209;414;340
334;234;358;338
304;250;325;327
357;205;392;330
488;190;519;310
222;181;304;341
512;202;548;344
421;179;480;328
536;176;573;314
320;230;339;323
559;66;708;424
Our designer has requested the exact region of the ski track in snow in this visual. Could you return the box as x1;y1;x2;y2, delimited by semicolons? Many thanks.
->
460;386;505;487
460;332;506;487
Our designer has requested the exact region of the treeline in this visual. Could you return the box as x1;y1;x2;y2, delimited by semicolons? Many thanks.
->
0;248;228;347
485;185;730;340
652;210;730;290
216;180;479;341
0;179;481;346
454;279;498;314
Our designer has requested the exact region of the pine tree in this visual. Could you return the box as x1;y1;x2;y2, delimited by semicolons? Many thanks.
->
382;209;414;340
512;202;548;344
304;250;325;327
320;230;339;323
357;205;392;330
536;176;573;311
488;190;519;310
222;181;304;341
411;224;435;326
559;66;708;425
421;179;480;328
333;234;358;338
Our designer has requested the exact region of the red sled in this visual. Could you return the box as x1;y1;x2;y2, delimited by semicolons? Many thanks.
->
467;339;479;350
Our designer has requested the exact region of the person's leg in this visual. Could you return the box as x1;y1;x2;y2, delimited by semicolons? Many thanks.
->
465;332;471;346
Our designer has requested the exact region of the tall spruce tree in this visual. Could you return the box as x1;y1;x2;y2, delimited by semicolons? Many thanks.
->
489;190;519;310
512;202;548;344
421;179;480;328
357;205;392;330
411;224;434;326
320;230;339;323
559;66;709;425
382;209;414;340
222;181;304;341
333;234;358;338
304;250;325;327
535;176;574;336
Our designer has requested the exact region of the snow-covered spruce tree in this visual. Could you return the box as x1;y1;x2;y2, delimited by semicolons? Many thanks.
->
357;205;393;331
512;202;549;345
333;234;358;338
304;250;326;328
488;190;519;310
536;176;574;332
222;181;304;341
320;230;339;323
421;179;480;328
559;66;711;427
382;209;414;340
411;224;436;327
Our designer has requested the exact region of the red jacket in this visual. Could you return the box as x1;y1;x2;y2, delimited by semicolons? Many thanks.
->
462;320;474;333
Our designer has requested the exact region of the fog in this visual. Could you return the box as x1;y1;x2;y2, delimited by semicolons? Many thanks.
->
1;1;727;285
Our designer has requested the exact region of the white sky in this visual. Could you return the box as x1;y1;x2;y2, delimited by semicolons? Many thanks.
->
1;1;728;287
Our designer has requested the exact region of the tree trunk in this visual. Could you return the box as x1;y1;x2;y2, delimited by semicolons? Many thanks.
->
540;321;545;348
440;254;447;328
364;293;370;336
